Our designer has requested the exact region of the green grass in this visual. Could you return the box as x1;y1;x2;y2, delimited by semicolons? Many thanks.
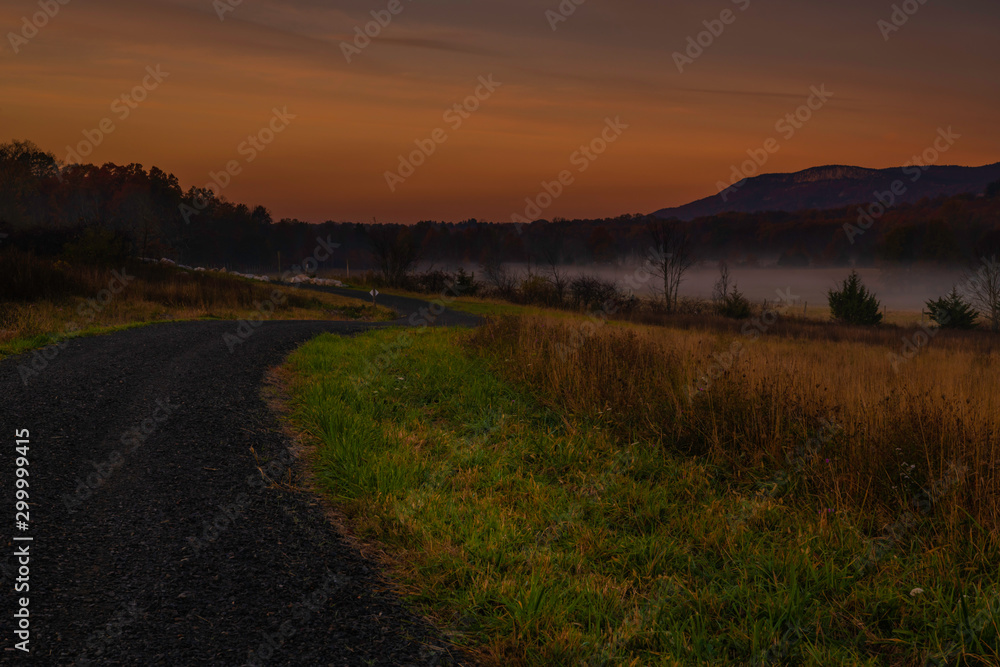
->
283;327;1000;666
335;283;547;318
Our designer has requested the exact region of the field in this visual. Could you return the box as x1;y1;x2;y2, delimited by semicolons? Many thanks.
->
0;249;393;359
282;308;1000;666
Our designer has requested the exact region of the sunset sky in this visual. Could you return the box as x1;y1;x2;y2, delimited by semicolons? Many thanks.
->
3;0;998;223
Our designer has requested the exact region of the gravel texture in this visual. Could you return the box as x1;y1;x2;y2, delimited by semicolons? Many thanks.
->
0;288;478;666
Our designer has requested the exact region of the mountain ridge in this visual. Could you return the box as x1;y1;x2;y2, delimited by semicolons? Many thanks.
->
653;162;1000;220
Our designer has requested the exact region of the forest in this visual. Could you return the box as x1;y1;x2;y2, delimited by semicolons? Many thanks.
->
3;139;999;272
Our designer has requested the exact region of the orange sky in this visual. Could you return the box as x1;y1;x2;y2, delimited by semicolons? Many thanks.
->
2;0;998;222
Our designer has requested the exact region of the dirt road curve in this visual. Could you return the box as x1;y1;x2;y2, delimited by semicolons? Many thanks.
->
0;288;478;666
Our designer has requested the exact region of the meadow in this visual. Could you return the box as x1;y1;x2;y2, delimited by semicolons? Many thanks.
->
0;248;392;359
283;307;1000;666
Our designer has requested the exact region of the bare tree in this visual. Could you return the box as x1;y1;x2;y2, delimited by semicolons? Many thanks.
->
537;241;569;304
647;217;694;312
366;222;422;287
480;251;519;298
713;260;731;303
964;254;1000;332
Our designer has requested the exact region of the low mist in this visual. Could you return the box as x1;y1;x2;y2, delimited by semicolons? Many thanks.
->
432;262;974;312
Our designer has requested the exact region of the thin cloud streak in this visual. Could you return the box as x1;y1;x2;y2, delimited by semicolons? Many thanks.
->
1;0;997;222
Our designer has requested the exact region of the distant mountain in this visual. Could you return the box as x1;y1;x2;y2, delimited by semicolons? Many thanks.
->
653;162;1000;220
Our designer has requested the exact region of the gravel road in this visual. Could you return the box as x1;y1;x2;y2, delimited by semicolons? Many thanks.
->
0;288;478;666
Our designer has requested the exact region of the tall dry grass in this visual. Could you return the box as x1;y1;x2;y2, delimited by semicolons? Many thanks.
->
1;248;279;307
469;315;1000;536
0;248;388;351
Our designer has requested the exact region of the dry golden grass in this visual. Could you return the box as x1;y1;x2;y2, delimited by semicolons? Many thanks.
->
0;249;393;357
470;315;1000;536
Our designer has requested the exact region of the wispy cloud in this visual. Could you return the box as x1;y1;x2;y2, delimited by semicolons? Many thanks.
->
2;0;997;222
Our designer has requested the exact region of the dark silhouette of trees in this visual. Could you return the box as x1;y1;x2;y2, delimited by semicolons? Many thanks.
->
534;230;569;304
828;271;883;326
713;261;751;319
586;225;615;262
0;140;59;230
5;138;1000;283
480;251;518;299
925;288;979;330
647;217;693;312
366;223;422;287
965;256;1000;333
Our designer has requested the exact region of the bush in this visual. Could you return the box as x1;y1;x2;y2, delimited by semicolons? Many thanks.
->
62;227;131;266
412;270;452;294
518;274;559;306
569;275;620;311
828;271;883;326
925;288;979;329
454;268;479;297
407;269;481;297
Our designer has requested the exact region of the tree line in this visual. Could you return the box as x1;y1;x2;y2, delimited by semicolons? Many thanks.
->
2;139;999;275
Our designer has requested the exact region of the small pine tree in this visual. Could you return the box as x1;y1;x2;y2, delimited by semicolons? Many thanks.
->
828;271;883;325
713;261;751;319
719;285;752;319
925;288;979;329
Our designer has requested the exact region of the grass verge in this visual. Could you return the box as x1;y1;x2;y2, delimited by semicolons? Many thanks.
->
0;251;393;360
332;284;548;318
283;324;999;666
